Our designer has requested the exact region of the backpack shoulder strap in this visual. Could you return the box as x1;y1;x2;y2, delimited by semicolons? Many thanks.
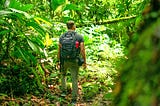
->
71;31;78;40
63;32;68;37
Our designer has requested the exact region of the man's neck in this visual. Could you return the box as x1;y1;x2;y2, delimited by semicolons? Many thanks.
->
68;29;75;31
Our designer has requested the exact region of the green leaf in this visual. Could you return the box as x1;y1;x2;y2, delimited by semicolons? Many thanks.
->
21;4;34;11
0;10;13;16
32;37;45;48
62;16;72;23
9;0;33;11
0;29;11;35
9;8;31;19
51;0;65;11
38;64;45;75
27;39;40;53
31;68;44;91
26;21;45;36
103;93;113;100
9;0;21;9
63;4;81;11
16;47;29;63
23;50;37;65
0;19;11;28
0;93;8;98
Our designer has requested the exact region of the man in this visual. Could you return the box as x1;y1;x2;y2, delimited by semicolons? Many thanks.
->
57;20;86;103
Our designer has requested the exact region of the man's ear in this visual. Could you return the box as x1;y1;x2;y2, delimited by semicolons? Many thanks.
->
73;25;76;30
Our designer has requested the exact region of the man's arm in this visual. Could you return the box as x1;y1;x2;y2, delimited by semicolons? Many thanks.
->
57;43;61;60
80;42;86;67
57;43;62;70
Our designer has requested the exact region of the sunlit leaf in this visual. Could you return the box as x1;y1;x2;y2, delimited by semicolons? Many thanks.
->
44;33;53;47
95;25;106;32
26;21;45;36
27;39;40;53
33;37;45;48
38;64;45;76
9;8;31;19
34;17;52;27
0;10;13;16
51;0;65;11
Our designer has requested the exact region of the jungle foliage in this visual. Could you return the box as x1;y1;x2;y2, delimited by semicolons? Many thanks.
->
113;0;160;105
0;0;158;105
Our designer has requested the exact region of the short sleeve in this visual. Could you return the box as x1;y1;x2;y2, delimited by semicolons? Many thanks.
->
59;33;65;44
77;34;84;43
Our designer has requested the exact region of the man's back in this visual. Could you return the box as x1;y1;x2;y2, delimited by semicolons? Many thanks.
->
57;21;86;104
59;31;84;59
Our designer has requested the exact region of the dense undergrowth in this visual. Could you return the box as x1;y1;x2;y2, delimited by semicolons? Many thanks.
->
0;0;149;105
0;22;126;105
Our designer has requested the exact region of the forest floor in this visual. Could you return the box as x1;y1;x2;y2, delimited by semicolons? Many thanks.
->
0;85;112;106
0;58;120;106
0;42;121;106
0;68;114;106
0;61;117;106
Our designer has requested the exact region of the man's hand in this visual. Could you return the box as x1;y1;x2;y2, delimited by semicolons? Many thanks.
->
56;62;60;70
80;42;86;68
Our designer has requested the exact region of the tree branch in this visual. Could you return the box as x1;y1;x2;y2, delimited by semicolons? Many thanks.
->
76;15;137;27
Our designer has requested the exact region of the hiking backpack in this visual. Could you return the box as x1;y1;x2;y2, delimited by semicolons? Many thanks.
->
60;32;80;59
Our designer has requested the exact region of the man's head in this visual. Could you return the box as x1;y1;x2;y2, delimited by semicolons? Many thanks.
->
66;20;76;30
